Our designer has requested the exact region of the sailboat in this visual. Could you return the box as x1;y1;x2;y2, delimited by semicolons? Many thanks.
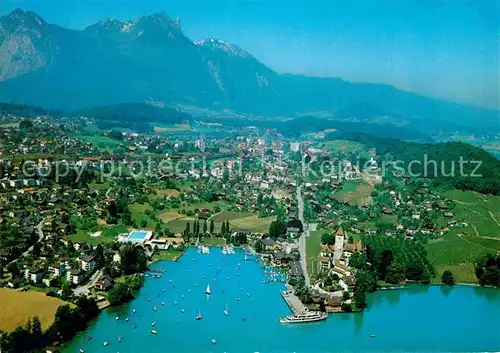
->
205;284;211;295
196;310;203;320
224;302;229;316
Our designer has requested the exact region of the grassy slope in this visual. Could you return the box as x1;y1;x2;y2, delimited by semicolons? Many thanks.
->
426;190;500;283
0;288;72;332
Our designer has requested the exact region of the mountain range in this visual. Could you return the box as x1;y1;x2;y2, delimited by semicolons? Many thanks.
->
0;9;498;133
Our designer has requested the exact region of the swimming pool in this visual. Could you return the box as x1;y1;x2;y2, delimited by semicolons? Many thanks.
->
127;231;149;242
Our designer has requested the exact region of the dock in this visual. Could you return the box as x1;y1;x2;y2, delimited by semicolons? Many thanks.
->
281;290;307;314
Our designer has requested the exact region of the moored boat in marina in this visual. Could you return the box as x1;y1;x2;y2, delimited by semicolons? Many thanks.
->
279;311;328;324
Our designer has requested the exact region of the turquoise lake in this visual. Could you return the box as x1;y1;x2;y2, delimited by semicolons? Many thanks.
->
65;247;500;352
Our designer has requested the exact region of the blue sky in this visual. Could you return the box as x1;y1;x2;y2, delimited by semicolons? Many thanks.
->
2;0;499;109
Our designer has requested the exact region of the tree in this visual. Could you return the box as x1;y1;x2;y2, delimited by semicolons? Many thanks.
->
386;263;406;284
203;220;207;234
119;244;147;275
7;262;21;278
349;252;367;270
377;249;393;280
31;316;43;347
341;302;352;312
94;244;105;267
108;283;132;306
321;232;335;245
61;283;73;300
406;262;425;281
254;239;263;253
354;289;366;309
342;291;350;301
19;120;33;129
140;219;148;228
209;219;215;234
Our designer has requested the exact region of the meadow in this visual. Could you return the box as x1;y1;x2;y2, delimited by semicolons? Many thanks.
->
305;230;323;277
0;288;72;332
334;180;374;206
426;190;500;283
321;140;365;154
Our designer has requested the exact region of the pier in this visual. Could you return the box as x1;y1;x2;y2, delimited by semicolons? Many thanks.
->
281;289;307;314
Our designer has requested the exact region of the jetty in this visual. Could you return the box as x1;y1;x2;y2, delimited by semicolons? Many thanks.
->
281;289;307;315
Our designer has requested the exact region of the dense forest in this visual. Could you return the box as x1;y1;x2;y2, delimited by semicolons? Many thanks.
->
334;133;500;195
0;103;65;118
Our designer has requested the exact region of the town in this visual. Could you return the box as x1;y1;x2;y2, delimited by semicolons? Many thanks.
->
0;109;499;351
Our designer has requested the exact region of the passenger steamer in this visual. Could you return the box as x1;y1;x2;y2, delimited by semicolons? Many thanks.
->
279;311;327;324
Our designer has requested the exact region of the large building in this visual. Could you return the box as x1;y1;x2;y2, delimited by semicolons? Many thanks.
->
290;142;300;153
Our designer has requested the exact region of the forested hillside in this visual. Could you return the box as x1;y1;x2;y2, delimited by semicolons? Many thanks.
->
338;133;500;195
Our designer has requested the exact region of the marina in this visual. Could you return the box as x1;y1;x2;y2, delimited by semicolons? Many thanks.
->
64;247;500;353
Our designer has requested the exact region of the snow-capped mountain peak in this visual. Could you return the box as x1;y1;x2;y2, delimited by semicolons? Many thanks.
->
195;38;252;58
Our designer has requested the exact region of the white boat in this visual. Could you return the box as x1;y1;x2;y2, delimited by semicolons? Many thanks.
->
196;311;203;320
132;309;136;313
151;321;156;327
212;338;217;344
153;306;157;311
115;316;120;320
205;284;211;295
125;317;130;322
224;302;229;316
151;330;158;335
181;308;185;313
79;350;84;353
103;341;108;346
279;311;328;324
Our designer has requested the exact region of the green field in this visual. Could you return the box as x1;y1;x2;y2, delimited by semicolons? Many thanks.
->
162;212;274;235
305;230;323;277
229;215;276;233
76;134;122;151
200;237;227;245
322;140;365;154
211;211;254;222
426;190;500;283
129;203;155;228
442;190;500;238
152;249;185;262
153;123;191;133
334;180;374;206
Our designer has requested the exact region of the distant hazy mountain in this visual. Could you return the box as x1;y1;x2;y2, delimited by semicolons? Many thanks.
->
0;9;497;132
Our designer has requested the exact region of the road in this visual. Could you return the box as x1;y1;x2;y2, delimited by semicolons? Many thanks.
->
296;185;310;287
7;220;44;265
73;269;103;296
